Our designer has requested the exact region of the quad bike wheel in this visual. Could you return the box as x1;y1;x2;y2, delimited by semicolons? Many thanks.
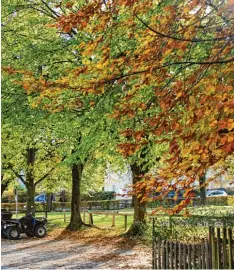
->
6;227;20;240
25;231;35;237
1;228;8;239
34;225;47;238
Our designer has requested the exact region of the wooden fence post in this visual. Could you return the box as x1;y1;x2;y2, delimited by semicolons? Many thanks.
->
152;218;155;269
188;244;191;270
158;240;161;269
223;227;227;269
63;209;66;222
205;239;210;269
170;241;173;269
162;241;166;269
83;210;85;223
154;238;158;270
174;242;177;270
216;228;221;269
89;213;93;225
210;227;216;269
183;243;186;269
124;215;127;231
227;228;233;269
179;242;182;270
112;214;115;227
198;243;202;269
192;244;196;269
201;239;205;269
165;241;169;269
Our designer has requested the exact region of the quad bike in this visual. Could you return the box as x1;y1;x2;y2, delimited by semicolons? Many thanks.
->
1;210;47;240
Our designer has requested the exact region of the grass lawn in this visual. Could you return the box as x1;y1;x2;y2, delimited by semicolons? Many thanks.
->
12;211;134;232
11;205;234;241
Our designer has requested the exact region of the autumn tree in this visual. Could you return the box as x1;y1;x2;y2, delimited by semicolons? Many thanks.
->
51;0;234;213
4;0;234;221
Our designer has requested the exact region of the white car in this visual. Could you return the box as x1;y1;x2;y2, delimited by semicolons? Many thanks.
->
206;190;228;197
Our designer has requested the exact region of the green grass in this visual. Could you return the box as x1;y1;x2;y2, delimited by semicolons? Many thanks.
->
12;211;134;231
187;205;234;216
11;205;234;239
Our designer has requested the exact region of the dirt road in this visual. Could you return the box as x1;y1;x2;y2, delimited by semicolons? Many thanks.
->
1;228;151;269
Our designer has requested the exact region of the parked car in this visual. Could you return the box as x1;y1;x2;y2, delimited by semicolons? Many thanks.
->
206;190;228;197
34;194;55;203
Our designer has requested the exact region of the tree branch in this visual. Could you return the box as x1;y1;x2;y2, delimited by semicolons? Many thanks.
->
35;156;66;186
102;57;234;84
40;0;61;18
35;168;55;186
135;15;234;43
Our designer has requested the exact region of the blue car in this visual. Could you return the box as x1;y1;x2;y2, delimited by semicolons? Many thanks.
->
34;194;55;203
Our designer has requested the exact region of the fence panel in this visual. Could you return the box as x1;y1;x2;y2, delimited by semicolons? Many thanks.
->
153;225;234;269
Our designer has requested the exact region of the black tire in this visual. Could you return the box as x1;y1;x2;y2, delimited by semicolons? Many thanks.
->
7;227;20;240
34;225;47;238
25;231;35;237
1;229;8;239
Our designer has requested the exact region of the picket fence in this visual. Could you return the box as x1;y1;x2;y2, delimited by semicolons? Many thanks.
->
153;225;234;269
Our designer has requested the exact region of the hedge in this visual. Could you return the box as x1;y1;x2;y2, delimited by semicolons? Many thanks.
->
191;195;234;207
2;196;233;212
1;202;47;211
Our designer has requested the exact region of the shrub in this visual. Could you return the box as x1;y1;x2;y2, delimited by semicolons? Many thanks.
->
1;202;46;211
206;196;228;206
149;196;234;208
226;188;234;196
51;202;71;211
2;189;28;203
81;191;116;201
227;196;234;206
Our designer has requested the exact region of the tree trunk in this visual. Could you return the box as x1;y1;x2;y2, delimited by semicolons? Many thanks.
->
199;175;206;205
125;164;147;237
46;192;53;211
67;163;84;231
25;148;36;214
26;183;35;215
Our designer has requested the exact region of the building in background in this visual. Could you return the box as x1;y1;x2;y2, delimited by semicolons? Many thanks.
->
104;164;132;200
206;169;234;190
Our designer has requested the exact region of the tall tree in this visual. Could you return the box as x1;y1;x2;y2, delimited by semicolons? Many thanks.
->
51;0;234;212
4;0;233;219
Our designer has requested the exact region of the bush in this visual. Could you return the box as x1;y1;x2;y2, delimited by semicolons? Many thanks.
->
1;202;47;211
206;196;228;206
227;196;234;206
226;188;234;196
2;189;27;203
148;196;234;208
51;202;71;211
81;191;116;201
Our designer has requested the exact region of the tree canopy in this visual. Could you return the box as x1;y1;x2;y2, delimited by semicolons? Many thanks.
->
2;0;234;214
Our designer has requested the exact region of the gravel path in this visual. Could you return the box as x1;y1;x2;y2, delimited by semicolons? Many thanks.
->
1;229;151;269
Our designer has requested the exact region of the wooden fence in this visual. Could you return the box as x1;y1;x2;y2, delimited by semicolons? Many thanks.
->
153;227;234;269
85;211;133;231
